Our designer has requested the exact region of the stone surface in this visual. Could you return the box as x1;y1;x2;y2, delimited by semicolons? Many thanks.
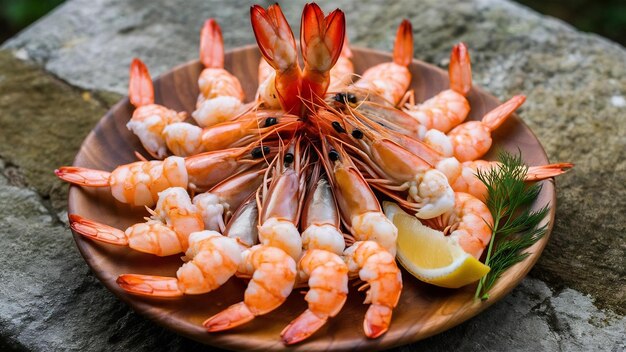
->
0;0;624;351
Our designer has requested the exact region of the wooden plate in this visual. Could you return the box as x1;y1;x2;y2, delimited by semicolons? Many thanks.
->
67;46;555;351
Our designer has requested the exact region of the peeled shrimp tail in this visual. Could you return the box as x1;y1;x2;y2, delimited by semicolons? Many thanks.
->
200;19;224;69
69;214;127;245
393;19;413;67
526;162;574;181
448;42;472;96
55;167;110;187
129;58;154;107
482;95;526;131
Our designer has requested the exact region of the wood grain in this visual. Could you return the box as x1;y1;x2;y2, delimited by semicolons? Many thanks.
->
67;46;555;351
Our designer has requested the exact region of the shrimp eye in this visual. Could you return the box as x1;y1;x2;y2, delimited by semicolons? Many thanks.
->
347;93;357;104
351;129;364;139
333;93;347;104
284;153;294;164
264;117;277;127
328;150;340;161
332;121;346;133
251;146;270;159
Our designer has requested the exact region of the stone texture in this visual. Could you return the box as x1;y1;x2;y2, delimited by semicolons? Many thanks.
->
0;0;624;350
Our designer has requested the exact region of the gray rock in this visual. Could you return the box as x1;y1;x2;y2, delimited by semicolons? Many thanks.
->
0;0;624;351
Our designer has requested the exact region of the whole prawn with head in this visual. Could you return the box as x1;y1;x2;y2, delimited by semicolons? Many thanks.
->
316;136;397;256
257;137;310;260
251;3;303;115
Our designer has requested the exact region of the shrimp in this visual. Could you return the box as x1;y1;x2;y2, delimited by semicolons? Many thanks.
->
125;58;187;159
317;136;397;256
402;42;472;133
353;19;413;105
193;168;266;232
437;158;574;202
343;241;402;338
251;3;303;114
116;230;242;297
55;145;274;206
256;58;281;109
68;187;203;256
424;95;526;161
300;164;346;255
192;19;246;128
203;245;296;331
319;109;455;219
280;249;348;344
299;3;346;110
257;138;309;260
423;192;493;259
55;155;187;207
222;195;259;249
327;37;354;92
163;112;300;157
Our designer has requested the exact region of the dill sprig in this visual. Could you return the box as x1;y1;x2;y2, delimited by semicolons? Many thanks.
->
474;151;549;300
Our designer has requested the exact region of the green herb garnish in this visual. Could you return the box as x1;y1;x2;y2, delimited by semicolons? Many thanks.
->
474;151;549;300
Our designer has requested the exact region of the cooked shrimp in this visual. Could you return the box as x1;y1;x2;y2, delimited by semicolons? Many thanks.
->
317;136;397;255
192;19;246;128
55;145;274;206
163;113;300;157
424;95;526;161
222;195;259;249
327;37;354;92
68;187;203;256
203;245;296;331
281;249;348;344
193;168;266;232
300;171;346;256
56;156;187;207
251;3;303;114
403;43;472;133
126;58;187;159
116;230;242;297
257;138;309;260
319;110;454;219
256;58;282;109
422;192;493;259
353;19;413;105
343;241;402;338
299;3;345;110
437;158;574;202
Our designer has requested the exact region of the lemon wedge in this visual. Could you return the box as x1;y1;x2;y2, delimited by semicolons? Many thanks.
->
383;202;490;289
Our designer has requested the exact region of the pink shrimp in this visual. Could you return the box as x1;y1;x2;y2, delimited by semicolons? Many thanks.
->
327;37;354;92
163;112;300;156
257;138;309;260
343;241;402;338
126;58;187;159
299;3;346;110
353;19;413;105
424;95;526;161
403;42;472;133
203;245;296;331
116;230;242;297
437;158;574;202
250;3;303;114
55;145;274;206
69;187;203;256
192;19;246;128
280;249;348;344
317;136;397;255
